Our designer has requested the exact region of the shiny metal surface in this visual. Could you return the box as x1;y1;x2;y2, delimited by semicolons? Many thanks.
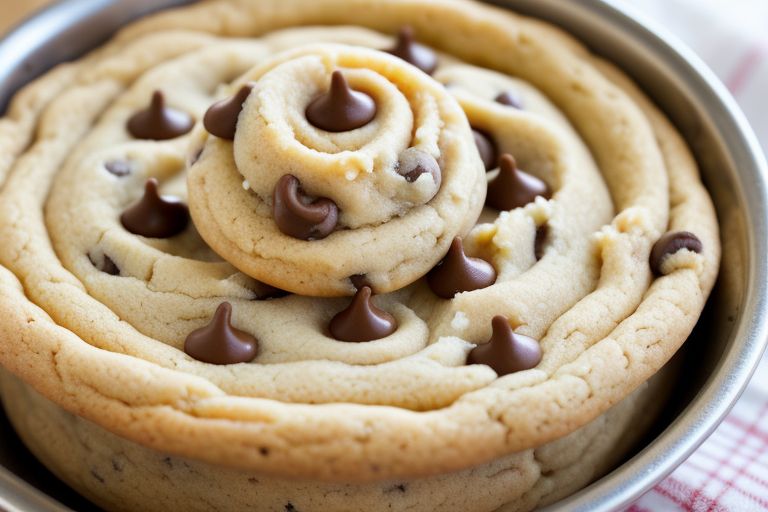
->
0;0;193;113
1;0;766;511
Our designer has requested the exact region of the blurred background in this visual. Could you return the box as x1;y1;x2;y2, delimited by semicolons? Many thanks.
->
0;0;50;33
1;0;764;149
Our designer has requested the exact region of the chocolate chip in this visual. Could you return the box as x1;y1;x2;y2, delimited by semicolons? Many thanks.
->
650;231;702;276
306;71;376;132
284;505;298;512
386;26;438;75
350;274;371;291
472;129;497;171
189;146;204;166
486;154;550;210
396;148;442;189
329;286;397;342
88;253;120;276
264;290;290;300
101;257;120;276
495;90;523;109
104;159;132;177
251;281;288;300
203;84;254;140
427;237;496;299
259;447;270;456
468;316;542;376
273;174;338;240
184;302;258;365
534;224;548;261
120;178;189;238
127;91;194;140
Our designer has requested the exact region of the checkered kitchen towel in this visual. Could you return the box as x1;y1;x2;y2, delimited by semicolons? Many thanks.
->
624;0;768;510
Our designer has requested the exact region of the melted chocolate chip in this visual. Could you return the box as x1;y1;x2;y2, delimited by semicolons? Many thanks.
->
127;91;194;140
386;26;438;75
427;238;496;299
306;71;376;132
329;286;397;342
650;231;703;276
184;302;258;365
104;160;132;177
203;84;254;140
534;224;548;261
88;253;119;276
273;174;338;240
120;178;189;238
486;154;551;211
472;129;497;171
495;90;524;109
397;148;441;187
468;316;542;376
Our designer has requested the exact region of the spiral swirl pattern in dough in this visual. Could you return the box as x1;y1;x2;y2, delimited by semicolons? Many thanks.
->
0;0;719;484
188;43;485;296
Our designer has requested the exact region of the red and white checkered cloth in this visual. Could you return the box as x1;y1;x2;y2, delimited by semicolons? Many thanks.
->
622;1;768;510
628;359;768;511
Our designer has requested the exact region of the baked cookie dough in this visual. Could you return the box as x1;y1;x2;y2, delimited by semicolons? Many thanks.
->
0;0;719;510
0;366;672;512
188;43;485;296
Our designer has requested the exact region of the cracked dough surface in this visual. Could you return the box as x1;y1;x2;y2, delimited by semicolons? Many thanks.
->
0;0;718;506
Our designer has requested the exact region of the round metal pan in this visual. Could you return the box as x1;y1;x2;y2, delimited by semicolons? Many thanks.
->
1;1;766;511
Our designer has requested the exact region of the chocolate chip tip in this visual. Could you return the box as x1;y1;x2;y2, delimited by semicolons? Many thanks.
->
350;274;372;291
120;178;190;238
427;237;496;299
127;90;194;141
184;302;259;365
306;71;377;132
486;153;551;211
329;286;397;342
203;83;255;140
467;315;542;376
650;231;703;276
386;26;438;75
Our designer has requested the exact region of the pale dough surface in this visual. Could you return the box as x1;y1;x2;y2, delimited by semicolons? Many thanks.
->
0;0;718;491
188;42;486;296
